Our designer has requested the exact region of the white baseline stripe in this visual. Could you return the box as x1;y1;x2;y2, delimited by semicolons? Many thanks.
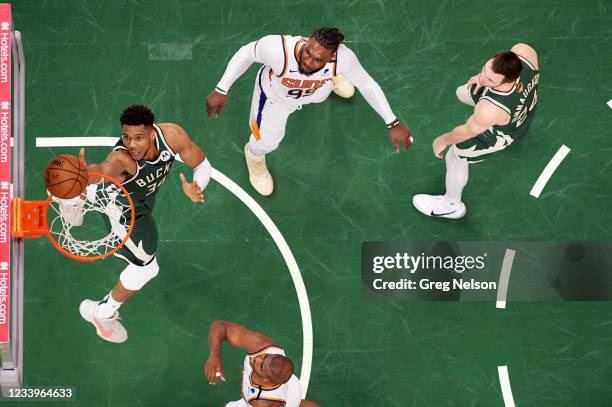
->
607;99;612;110
498;365;517;407
530;145;571;198
496;249;516;310
36;136;313;396
36;137;119;147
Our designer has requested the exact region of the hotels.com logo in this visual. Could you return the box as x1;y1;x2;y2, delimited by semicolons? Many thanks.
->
0;101;8;110
0;22;8;31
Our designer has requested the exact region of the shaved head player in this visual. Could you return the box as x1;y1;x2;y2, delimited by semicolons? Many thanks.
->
205;320;319;407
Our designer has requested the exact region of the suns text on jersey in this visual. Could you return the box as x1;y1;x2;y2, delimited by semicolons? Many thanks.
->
280;78;331;89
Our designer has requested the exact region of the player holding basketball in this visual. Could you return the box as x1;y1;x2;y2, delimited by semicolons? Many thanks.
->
205;320;319;407
413;44;539;219
76;104;211;343
205;27;412;196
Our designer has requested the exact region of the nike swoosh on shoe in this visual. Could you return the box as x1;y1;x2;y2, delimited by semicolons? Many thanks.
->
431;210;456;217
92;315;115;339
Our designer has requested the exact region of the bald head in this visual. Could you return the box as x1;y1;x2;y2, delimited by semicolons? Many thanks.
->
268;355;294;384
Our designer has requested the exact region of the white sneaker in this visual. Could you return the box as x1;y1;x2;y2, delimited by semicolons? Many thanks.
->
244;144;273;196
412;194;467;219
79;299;128;343
332;74;355;98
51;195;85;226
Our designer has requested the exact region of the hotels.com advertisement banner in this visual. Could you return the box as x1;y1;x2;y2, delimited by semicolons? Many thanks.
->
0;3;10;344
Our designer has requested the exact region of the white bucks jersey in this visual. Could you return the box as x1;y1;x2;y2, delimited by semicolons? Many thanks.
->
260;35;338;106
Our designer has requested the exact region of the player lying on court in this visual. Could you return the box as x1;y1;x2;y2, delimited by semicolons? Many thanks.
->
413;44;539;219
206;27;413;196
205;320;319;407
69;104;212;343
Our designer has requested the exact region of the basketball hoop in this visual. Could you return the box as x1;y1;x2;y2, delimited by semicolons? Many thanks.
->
11;172;135;262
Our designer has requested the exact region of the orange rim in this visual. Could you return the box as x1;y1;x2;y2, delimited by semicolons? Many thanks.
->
45;172;135;262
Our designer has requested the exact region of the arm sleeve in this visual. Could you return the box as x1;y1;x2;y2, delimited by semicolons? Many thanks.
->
337;44;397;125
216;35;286;94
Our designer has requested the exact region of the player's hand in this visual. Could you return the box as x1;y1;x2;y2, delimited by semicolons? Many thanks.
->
433;135;449;159
205;91;228;118
179;173;205;203
466;74;483;95
388;124;413;154
204;356;226;385
79;147;88;169
78;147;95;186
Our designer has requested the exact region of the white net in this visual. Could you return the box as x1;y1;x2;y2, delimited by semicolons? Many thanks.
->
47;179;133;258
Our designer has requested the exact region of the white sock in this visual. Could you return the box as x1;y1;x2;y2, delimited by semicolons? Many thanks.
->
97;291;123;319
246;141;266;160
444;147;469;203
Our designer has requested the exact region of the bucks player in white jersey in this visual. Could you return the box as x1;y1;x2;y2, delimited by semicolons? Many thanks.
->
413;44;539;219
76;105;212;343
205;320;319;407
206;27;413;196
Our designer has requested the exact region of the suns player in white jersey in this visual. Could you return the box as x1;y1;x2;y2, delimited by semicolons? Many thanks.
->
206;27;413;196
205;320;319;407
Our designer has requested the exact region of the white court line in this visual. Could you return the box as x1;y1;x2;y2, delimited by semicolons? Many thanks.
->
496;249;516;309
497;366;517;407
36;136;313;396
607;99;612;110
210;169;313;395
530;145;571;198
36;137;119;147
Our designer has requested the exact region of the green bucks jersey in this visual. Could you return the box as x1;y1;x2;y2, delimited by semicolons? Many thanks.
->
473;55;539;143
459;55;539;162
113;124;176;214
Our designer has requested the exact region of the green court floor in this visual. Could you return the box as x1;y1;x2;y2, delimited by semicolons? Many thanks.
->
10;0;612;406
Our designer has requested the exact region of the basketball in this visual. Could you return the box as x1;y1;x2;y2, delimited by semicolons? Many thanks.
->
44;155;89;199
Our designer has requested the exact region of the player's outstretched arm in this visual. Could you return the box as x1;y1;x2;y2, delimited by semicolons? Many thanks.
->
205;320;228;385
206;35;286;117
160;123;210;203
80;147;130;183
432;101;507;158
338;45;413;153
205;320;273;385
209;320;274;353
206;40;258;117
